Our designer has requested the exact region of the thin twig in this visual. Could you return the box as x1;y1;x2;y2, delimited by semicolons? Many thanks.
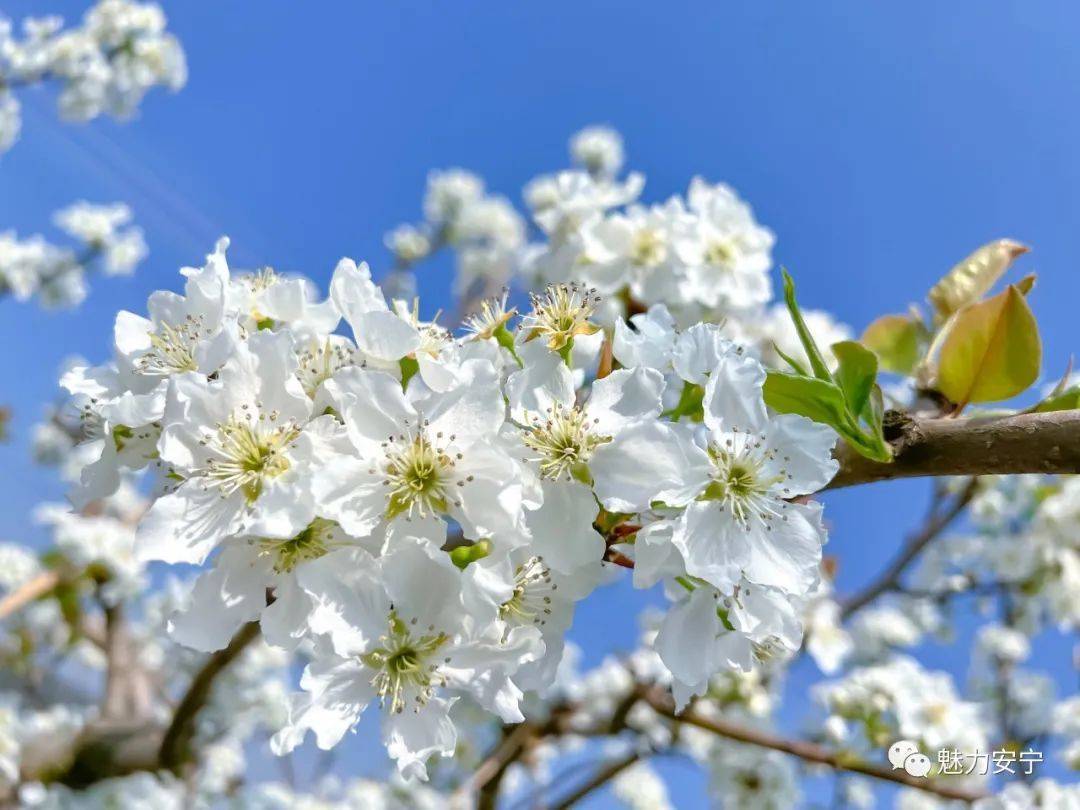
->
472;722;535;810
0;569;61;620
549;751;641;809
640;687;987;803
840;478;979;619
158;621;261;772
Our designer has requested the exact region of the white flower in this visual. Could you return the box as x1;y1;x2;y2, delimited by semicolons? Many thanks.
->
0;91;21;154
508;341;665;483
465;549;601;689
655;580;800;708
679;178;774;313
570;125;625;179
804;599;853;675
135;331;318;565
311;362;526;547
274;537;539;780
167;516;364;653
525;170;644;240
592;350;836;596
423;169;485;225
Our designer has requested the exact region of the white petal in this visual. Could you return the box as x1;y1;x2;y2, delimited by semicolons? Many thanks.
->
632;521;686;589
355;310;422;362
762;414;839;494
586;366;665;435
591;422;710;512
524;480;604;575
672;323;735;385
740;501;824;595
702;350;767;435
135;485;244;565
383;695;457;781
505;340;575;421
672;501;749;593
297;548;389;656
167;545;266;651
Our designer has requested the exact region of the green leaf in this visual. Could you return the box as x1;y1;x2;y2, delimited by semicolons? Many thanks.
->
780;269;833;381
861;313;926;375
764;371;892;463
831;340;878;418
772;342;809;376
663;382;705;422
1034;386;1080;413
399;356;420;388
935;278;1041;406
764;371;850;427
864;384;886;438
449;539;491;570
928;239;1029;320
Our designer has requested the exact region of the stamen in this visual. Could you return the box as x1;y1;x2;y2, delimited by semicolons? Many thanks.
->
194;411;301;502
701;429;788;531
362;613;449;715
499;556;556;627
135;316;206;376
521;282;602;351
254;517;338;573
382;429;456;520
521;404;610;481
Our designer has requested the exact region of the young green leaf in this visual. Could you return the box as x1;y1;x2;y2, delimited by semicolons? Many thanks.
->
831;340;878;418
935;277;1041;407
1034;387;1080;413
861;313;926;375
780;269;833;381
763;372;849;427
928;239;1029;320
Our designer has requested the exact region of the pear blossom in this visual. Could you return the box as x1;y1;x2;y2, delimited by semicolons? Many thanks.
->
592;348;837;596
273;538;540;779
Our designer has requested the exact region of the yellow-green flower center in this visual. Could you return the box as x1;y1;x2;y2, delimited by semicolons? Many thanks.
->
256;517;337;573
522;404;610;481
701;432;789;529
198;411;300;502
631;227;667;266
362;613;449;715
382;431;458;520
136;317;205;376
499;556;555;626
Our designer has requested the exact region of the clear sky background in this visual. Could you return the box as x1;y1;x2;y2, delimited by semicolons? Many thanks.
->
1;1;1078;806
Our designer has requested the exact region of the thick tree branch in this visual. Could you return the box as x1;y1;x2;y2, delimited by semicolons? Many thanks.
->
825;410;1080;491
840;477;979;619
640;687;987;803
158;620;261;772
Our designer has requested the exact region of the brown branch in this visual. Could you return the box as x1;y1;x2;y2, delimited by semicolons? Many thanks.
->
640;687;987;803
0;569;61;620
471;722;535;810
825;410;1080;491
550;751;641;809
158;621;261;772
102;603;129;719
839;477;979;619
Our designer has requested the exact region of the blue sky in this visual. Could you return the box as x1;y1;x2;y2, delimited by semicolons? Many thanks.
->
1;1;1078;805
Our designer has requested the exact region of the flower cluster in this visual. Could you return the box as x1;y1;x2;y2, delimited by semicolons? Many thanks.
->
0;201;145;307
0;0;186;154
385;168;526;300
387;126;852;374
58;232;840;778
